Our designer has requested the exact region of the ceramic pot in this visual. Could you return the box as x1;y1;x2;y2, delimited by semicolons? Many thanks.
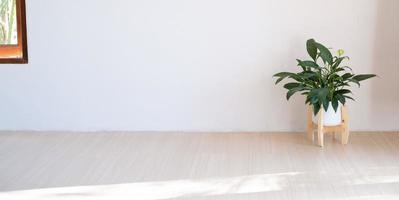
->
312;102;342;126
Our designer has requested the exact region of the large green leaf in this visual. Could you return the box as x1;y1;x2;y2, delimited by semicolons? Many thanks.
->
322;99;329;112
275;76;285;84
286;90;296;100
336;94;346;105
337;82;350;87
332;98;339;112
310;95;319;104
297;59;320;69
335;68;345;73
306;92;318;105
286;87;304;100
284;82;301;89
305;96;311;104
318;88;328;102
329;74;340;81
336;89;351;95
352;74;377;82
309;88;328;106
273;72;294;77
342;73;353;80
273;72;295;84
313;103;321;115
315;42;333;65
289;73;304;82
306;39;318;61
300;71;317;79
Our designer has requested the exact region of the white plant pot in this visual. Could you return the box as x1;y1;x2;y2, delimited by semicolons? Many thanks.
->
312;102;342;126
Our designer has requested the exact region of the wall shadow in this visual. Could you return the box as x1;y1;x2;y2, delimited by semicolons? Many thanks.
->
371;0;399;131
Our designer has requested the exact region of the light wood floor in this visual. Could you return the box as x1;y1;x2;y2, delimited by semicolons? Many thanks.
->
0;132;399;200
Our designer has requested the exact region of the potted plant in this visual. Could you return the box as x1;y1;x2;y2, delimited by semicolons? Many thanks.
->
273;39;376;126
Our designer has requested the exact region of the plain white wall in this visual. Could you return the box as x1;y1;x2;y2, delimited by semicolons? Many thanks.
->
0;0;398;132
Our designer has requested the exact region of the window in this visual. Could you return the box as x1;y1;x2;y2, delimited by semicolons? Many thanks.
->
0;0;27;63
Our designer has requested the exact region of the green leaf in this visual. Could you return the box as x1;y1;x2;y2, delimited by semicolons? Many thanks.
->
344;95;355;101
273;72;295;84
322;99;329;111
305;96;311;104
308;88;328;107
348;78;360;87
315;42;333;65
289;74;304;82
275;76;285;84
297;59;320;69
284;82;301;89
286;87;304;100
329;74;340;81
306;39;318;61
301;71;317;79
336;94;346;105
273;72;294;77
332;57;345;69
352;74;377;82
313;103;321;115
332;98;339;112
296;59;306;71
317;88;328;103
342;73;353;80
306;93;317;104
286;89;297;100
335;68;345;73
342;66;353;71
337;82;350;87
310;95;318;104
336;89;351;95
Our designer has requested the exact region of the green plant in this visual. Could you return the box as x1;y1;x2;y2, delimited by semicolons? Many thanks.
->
273;39;376;115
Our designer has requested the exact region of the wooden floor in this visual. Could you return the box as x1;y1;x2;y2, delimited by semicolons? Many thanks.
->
0;132;399;200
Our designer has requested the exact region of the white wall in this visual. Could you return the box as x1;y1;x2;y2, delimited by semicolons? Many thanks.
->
0;0;398;132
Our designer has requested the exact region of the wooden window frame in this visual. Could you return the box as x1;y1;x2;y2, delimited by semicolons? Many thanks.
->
0;0;28;64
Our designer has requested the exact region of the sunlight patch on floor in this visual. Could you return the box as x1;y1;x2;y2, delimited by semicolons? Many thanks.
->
349;175;399;186
344;195;399;200
0;172;300;200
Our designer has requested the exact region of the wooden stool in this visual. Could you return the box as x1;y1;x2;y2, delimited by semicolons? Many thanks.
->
307;105;349;147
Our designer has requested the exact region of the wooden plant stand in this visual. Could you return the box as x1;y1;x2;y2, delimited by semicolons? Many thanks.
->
307;105;349;147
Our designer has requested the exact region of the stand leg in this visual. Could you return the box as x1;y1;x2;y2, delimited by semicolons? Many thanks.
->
332;131;336;140
307;106;314;141
341;105;349;144
317;108;324;147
